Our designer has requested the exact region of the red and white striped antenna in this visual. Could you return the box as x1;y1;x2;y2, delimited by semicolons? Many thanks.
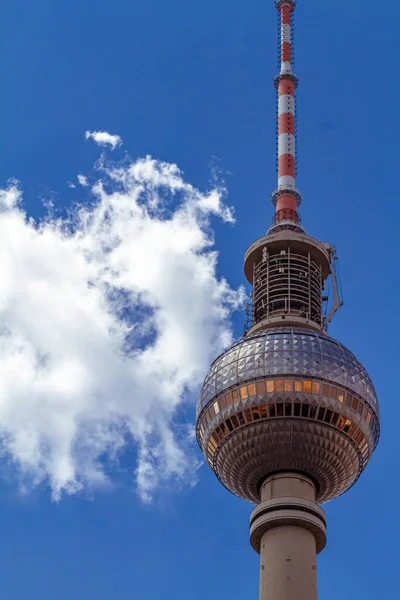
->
271;0;303;232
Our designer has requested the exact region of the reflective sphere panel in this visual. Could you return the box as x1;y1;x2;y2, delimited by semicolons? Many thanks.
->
196;328;379;504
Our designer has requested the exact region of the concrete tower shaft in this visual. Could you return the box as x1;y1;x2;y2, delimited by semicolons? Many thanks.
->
250;473;326;600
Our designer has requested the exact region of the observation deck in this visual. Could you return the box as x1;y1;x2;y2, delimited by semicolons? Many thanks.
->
244;230;335;333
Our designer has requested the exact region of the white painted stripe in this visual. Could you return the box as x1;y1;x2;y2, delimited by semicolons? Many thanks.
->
281;24;291;44
277;183;297;195
278;94;295;116
280;61;292;75
278;175;296;188
278;133;296;157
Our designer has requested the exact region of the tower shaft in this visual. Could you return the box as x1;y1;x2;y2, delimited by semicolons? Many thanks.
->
259;527;317;600
250;473;326;600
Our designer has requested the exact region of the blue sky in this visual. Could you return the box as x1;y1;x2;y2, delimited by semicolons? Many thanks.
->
0;0;397;598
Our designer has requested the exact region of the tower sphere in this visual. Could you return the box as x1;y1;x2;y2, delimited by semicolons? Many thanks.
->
196;327;379;504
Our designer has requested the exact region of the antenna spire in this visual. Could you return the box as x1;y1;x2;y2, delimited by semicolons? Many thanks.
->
271;0;302;232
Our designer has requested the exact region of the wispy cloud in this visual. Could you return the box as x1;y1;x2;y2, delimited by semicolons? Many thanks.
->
77;174;89;187
85;130;122;150
0;148;244;502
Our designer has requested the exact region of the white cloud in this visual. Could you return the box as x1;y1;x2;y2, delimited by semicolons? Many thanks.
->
77;175;89;187
0;153;244;502
85;130;122;150
67;182;76;189
0;183;21;209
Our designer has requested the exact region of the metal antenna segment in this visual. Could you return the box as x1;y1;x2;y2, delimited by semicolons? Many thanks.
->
271;0;303;231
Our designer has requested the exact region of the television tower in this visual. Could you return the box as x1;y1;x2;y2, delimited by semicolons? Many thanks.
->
196;1;380;599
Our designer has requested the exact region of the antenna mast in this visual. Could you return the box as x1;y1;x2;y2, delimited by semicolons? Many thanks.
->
271;0;302;231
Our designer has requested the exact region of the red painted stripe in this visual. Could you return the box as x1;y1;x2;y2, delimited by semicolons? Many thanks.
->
281;4;291;24
278;155;295;178
275;207;299;224
279;113;295;135
281;41;291;63
278;79;295;97
276;194;298;213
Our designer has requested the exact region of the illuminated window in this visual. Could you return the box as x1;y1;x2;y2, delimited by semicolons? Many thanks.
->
232;389;239;402
225;392;232;406
351;397;359;411
285;402;292;416
322;384;330;397
349;423;356;437
312;382;320;394
259;405;267;418
240;385;248;400
237;412;245;426
256;381;265;394
207;445;216;457
330;387;338;400
303;381;312;393
276;380;284;392
269;403;276;417
338;416;346;430
213;401;220;414
245;409;253;423
343;419;352;433
301;403;309;418
295;380;302;392
208;437;217;450
294;402;301;416
266;380;274;393
353;428;361;442
248;383;257;397
309;405;317;419
284;380;293;392
212;433;219;445
231;415;239;429
338;392;344;404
